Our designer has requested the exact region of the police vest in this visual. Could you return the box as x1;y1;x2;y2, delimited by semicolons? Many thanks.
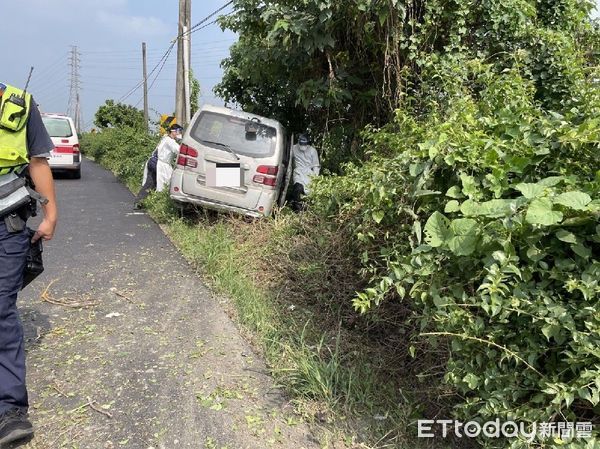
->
0;84;31;175
0;83;33;216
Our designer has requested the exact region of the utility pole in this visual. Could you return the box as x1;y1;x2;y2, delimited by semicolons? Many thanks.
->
67;45;82;133
176;0;192;125
142;42;149;132
183;25;191;125
185;0;192;124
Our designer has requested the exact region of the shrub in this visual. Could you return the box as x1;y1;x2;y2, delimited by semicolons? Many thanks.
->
310;61;599;446
80;127;159;191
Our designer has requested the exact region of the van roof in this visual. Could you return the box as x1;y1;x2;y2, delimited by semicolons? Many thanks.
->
199;104;282;130
41;112;73;120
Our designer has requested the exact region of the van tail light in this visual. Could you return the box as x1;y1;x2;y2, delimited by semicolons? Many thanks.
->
180;144;198;158
254;165;278;187
54;145;78;154
178;144;199;169
253;175;277;187
257;165;278;176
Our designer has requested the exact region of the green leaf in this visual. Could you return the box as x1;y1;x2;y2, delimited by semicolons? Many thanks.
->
460;173;478;198
555;229;577;243
447;219;478;256
541;324;561;342
372;210;385;224
424;212;451;248
526;198;563;226
414;189;441;197
273;19;290;31
571;243;591;259
553;191;592;210
463;373;480;389
515;183;545;199
461;199;519;218
444;200;460;213
537;176;564;187
413;221;422;244
408;345;416;358
446;186;464;199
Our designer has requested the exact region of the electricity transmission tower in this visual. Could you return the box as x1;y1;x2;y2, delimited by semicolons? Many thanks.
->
67;45;82;132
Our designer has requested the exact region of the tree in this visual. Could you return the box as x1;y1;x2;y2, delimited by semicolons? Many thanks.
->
216;0;598;171
94;100;145;129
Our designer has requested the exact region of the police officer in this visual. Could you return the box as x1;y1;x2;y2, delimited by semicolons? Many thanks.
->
0;82;57;446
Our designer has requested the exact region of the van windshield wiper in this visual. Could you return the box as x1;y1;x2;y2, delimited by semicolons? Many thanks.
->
199;139;240;160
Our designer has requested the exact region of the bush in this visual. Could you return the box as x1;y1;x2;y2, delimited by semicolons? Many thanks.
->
310;60;599;446
80;127;160;191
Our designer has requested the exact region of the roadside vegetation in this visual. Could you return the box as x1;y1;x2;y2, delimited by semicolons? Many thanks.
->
82;0;599;447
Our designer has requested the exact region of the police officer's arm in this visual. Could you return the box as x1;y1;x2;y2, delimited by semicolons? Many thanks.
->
25;100;58;243
29;157;57;242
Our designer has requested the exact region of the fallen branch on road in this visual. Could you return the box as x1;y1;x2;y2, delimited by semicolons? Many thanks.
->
40;279;99;308
68;397;113;419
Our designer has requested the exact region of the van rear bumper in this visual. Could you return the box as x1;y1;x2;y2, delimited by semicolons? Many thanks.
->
170;190;267;218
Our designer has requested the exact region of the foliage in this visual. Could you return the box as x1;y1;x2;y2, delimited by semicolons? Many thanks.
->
310;57;599;446
80;127;159;191
94;100;146;130
190;69;201;117
217;0;598;172
272;0;600;446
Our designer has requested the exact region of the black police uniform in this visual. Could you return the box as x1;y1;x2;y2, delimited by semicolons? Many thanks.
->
0;100;53;414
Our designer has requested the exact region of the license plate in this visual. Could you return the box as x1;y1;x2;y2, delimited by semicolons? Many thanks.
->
206;163;242;188
50;154;73;165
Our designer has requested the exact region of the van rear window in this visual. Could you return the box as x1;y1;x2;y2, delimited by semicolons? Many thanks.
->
42;117;73;138
191;112;277;158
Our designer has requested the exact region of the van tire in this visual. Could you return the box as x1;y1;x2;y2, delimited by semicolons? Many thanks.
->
72;167;81;179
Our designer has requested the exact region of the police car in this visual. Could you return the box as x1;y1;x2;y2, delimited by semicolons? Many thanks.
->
41;113;81;179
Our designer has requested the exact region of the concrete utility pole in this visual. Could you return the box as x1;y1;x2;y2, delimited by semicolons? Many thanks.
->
183;25;191;124
67;45;82;133
176;0;192;125
142;42;149;132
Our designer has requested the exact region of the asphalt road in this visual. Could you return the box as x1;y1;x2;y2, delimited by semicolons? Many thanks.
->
18;160;319;449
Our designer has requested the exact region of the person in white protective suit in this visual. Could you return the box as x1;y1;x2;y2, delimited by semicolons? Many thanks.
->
135;124;183;208
290;134;320;212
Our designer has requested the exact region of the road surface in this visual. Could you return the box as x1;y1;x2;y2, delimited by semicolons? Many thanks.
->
19;160;319;449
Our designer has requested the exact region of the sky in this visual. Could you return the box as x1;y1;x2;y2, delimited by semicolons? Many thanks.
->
2;0;237;130
2;1;599;131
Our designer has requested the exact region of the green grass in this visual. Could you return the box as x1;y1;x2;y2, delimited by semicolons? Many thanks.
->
142;192;437;449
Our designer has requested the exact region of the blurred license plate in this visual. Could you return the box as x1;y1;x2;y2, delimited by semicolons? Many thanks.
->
206;163;242;187
50;153;73;165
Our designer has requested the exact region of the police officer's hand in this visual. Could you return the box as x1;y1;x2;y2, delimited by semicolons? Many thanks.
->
32;218;57;243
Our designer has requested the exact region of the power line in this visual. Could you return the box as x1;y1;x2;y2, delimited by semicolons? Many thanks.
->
179;1;233;39
118;42;176;103
135;49;174;107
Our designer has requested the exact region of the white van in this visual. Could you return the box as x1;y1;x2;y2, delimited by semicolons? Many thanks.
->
170;105;291;218
41;113;81;179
